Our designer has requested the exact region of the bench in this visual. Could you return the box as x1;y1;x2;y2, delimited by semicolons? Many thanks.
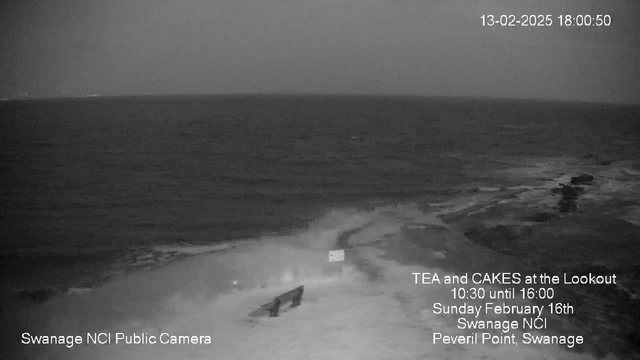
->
262;285;304;317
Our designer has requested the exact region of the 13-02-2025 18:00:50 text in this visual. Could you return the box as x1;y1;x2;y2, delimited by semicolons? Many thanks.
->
481;14;612;27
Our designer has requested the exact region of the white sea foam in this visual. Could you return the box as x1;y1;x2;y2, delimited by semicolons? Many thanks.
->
151;242;239;255
3;202;608;360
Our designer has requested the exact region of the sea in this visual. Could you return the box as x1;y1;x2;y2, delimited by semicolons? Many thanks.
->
1;94;638;290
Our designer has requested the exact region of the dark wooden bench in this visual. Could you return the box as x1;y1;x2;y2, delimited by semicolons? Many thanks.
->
261;285;304;317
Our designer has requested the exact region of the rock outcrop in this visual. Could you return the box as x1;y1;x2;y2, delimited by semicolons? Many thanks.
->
571;174;595;185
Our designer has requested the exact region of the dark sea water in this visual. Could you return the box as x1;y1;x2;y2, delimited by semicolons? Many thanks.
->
1;95;638;287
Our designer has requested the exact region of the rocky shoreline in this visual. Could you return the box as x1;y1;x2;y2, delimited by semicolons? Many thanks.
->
5;154;639;358
3;242;242;304
333;155;640;359
430;157;640;359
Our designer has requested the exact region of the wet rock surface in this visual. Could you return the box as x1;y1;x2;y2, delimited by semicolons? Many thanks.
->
571;174;595;185
434;160;640;359
552;176;592;213
4;243;239;305
530;211;560;223
18;288;58;304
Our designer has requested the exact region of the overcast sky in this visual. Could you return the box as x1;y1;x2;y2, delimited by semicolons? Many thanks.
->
1;0;638;103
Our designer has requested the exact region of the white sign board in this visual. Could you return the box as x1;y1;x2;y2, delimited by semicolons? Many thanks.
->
328;249;345;262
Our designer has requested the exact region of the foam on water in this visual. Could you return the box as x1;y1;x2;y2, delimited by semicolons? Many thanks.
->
5;201;609;359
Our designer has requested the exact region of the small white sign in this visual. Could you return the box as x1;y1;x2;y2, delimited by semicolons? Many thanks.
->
328;249;345;262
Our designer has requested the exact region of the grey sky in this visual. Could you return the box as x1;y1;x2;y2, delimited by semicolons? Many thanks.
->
1;0;638;103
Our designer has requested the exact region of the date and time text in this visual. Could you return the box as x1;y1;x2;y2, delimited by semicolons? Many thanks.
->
481;14;612;27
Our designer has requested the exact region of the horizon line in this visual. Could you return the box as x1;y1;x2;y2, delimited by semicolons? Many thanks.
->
1;92;638;106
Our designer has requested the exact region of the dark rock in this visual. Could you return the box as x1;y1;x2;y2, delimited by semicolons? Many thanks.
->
561;186;580;199
599;160;612;166
552;185;582;200
551;184;586;213
627;331;640;352
463;225;520;256
530;212;560;223
558;199;578;213
570;186;584;194
20;288;57;304
570;174;594;185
